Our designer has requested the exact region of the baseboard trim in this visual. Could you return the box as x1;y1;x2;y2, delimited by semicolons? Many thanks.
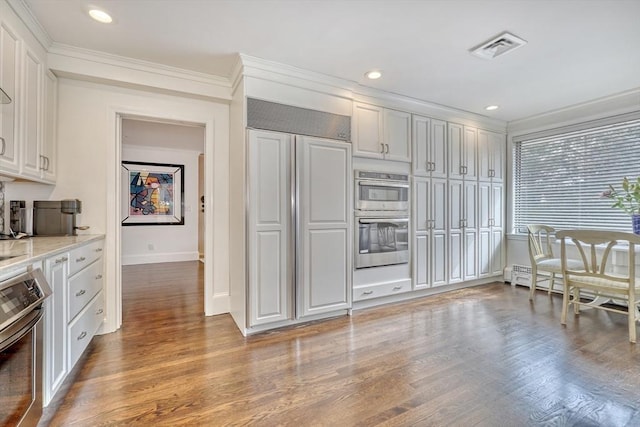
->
121;251;199;265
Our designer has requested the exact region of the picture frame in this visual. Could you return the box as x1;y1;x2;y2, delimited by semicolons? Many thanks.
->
121;161;184;226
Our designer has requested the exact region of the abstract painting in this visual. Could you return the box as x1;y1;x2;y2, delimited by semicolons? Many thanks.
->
121;161;184;226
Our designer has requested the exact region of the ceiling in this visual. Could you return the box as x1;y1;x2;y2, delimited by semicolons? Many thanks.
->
21;0;640;122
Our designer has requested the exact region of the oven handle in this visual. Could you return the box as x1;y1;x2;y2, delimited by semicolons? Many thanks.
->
358;218;409;224
356;180;409;189
0;308;42;352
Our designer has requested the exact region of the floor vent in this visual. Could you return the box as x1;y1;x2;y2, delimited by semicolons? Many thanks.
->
511;264;532;286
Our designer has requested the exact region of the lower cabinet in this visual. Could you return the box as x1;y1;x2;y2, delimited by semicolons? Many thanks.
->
43;238;104;406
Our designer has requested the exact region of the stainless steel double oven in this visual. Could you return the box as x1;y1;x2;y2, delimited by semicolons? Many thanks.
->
354;171;410;269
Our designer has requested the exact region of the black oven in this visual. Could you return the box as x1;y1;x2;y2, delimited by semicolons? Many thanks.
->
0;268;51;427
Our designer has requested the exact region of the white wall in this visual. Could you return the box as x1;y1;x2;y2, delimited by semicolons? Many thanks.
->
121;144;201;265
52;77;229;332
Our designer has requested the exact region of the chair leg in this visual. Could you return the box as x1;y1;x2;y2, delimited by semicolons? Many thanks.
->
574;288;580;314
629;309;637;344
548;273;555;295
561;285;569;325
529;266;537;300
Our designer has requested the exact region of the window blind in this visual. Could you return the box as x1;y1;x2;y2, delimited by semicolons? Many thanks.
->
513;117;640;234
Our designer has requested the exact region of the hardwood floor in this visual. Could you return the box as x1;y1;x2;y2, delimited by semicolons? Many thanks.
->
41;261;640;426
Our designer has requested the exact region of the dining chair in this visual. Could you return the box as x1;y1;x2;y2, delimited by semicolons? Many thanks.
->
527;224;582;300
557;229;640;343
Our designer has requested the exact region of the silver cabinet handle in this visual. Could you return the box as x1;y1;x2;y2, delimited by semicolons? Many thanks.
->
380;143;385;153
95;248;103;252
76;256;86;262
76;289;86;297
55;256;68;264
363;290;374;295
392;286;403;291
96;308;104;315
385;143;390;154
431;162;436;171
77;331;87;340
95;274;103;280
0;136;5;156
45;156;50;171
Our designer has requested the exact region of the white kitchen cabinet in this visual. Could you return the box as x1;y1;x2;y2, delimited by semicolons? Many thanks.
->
42;238;104;406
413;177;448;289
0;20;20;174
247;130;351;328
478;130;504;183
479;181;504;277
40;70;57;183
19;45;45;180
448;123;477;180
43;252;69;406
449;179;478;283
413;115;447;178
352;102;410;162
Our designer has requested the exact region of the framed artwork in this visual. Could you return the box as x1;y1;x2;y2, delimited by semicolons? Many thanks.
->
121;161;184;226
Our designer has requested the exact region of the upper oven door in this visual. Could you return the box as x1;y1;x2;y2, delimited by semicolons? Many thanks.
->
356;179;409;211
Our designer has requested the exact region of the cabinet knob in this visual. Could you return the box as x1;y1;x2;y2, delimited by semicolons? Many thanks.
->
96;309;104;315
76;256;86;262
76;289;86;297
95;274;103;280
95;248;103;252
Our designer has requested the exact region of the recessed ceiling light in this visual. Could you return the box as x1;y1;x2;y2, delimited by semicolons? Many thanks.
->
485;105;499;111
89;9;113;24
365;70;382;80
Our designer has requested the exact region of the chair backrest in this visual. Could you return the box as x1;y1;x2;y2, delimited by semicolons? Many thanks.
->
556;229;640;283
527;224;556;264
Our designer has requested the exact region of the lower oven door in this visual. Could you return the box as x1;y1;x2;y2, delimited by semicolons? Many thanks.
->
356;217;409;268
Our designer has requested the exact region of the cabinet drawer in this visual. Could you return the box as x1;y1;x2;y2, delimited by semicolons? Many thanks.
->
68;291;104;369
353;279;411;301
69;239;104;276
68;258;104;321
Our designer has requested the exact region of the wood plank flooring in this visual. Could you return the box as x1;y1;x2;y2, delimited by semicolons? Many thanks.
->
41;261;640;426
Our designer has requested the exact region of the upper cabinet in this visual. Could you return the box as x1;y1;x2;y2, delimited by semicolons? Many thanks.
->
412;115;447;178
448;123;477;180
352;102;411;162
478;130;504;183
0;8;56;184
0;20;20;174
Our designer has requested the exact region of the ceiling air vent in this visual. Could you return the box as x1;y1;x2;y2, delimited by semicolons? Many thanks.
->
470;31;527;59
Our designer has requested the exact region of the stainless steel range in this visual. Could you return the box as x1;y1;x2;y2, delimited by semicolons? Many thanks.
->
0;268;52;427
354;171;410;269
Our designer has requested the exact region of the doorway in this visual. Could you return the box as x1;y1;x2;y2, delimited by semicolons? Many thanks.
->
119;118;206;322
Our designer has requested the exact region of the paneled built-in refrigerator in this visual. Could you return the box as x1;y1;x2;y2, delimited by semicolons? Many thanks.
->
247;129;352;328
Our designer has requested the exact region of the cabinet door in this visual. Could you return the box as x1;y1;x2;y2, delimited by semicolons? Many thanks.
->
412;115;430;176
490;132;505;182
449;230;463;283
431;178;448;287
0;22;20;174
478;181;491;229
297;136;351;317
431;119;448;178
492;183;503;228
414;177;429;233
44;253;69;406
463;229;478;280
479;229;491;277
41;70;57;183
20;47;43;179
491;228;504;275
353;102;384;159
463;126;477;179
478;130;492;182
384;108;411;162
448;123;464;179
414;234;429;289
432;231;448;287
248;130;291;326
464;180;477;230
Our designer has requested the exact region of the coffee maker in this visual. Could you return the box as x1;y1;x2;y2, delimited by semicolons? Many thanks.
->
9;200;28;234
33;199;85;236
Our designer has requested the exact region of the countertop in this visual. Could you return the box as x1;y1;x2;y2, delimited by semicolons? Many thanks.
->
0;235;105;273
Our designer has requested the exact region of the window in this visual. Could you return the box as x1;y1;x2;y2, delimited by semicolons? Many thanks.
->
513;115;640;234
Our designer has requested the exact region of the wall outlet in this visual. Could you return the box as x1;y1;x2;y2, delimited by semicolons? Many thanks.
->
148;243;154;251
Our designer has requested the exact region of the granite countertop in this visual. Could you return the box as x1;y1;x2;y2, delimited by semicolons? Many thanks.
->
0;235;105;272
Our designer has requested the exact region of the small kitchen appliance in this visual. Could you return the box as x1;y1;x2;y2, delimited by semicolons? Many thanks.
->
33;199;85;236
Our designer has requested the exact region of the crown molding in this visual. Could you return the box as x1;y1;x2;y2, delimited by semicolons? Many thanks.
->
6;0;52;50
48;43;232;100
